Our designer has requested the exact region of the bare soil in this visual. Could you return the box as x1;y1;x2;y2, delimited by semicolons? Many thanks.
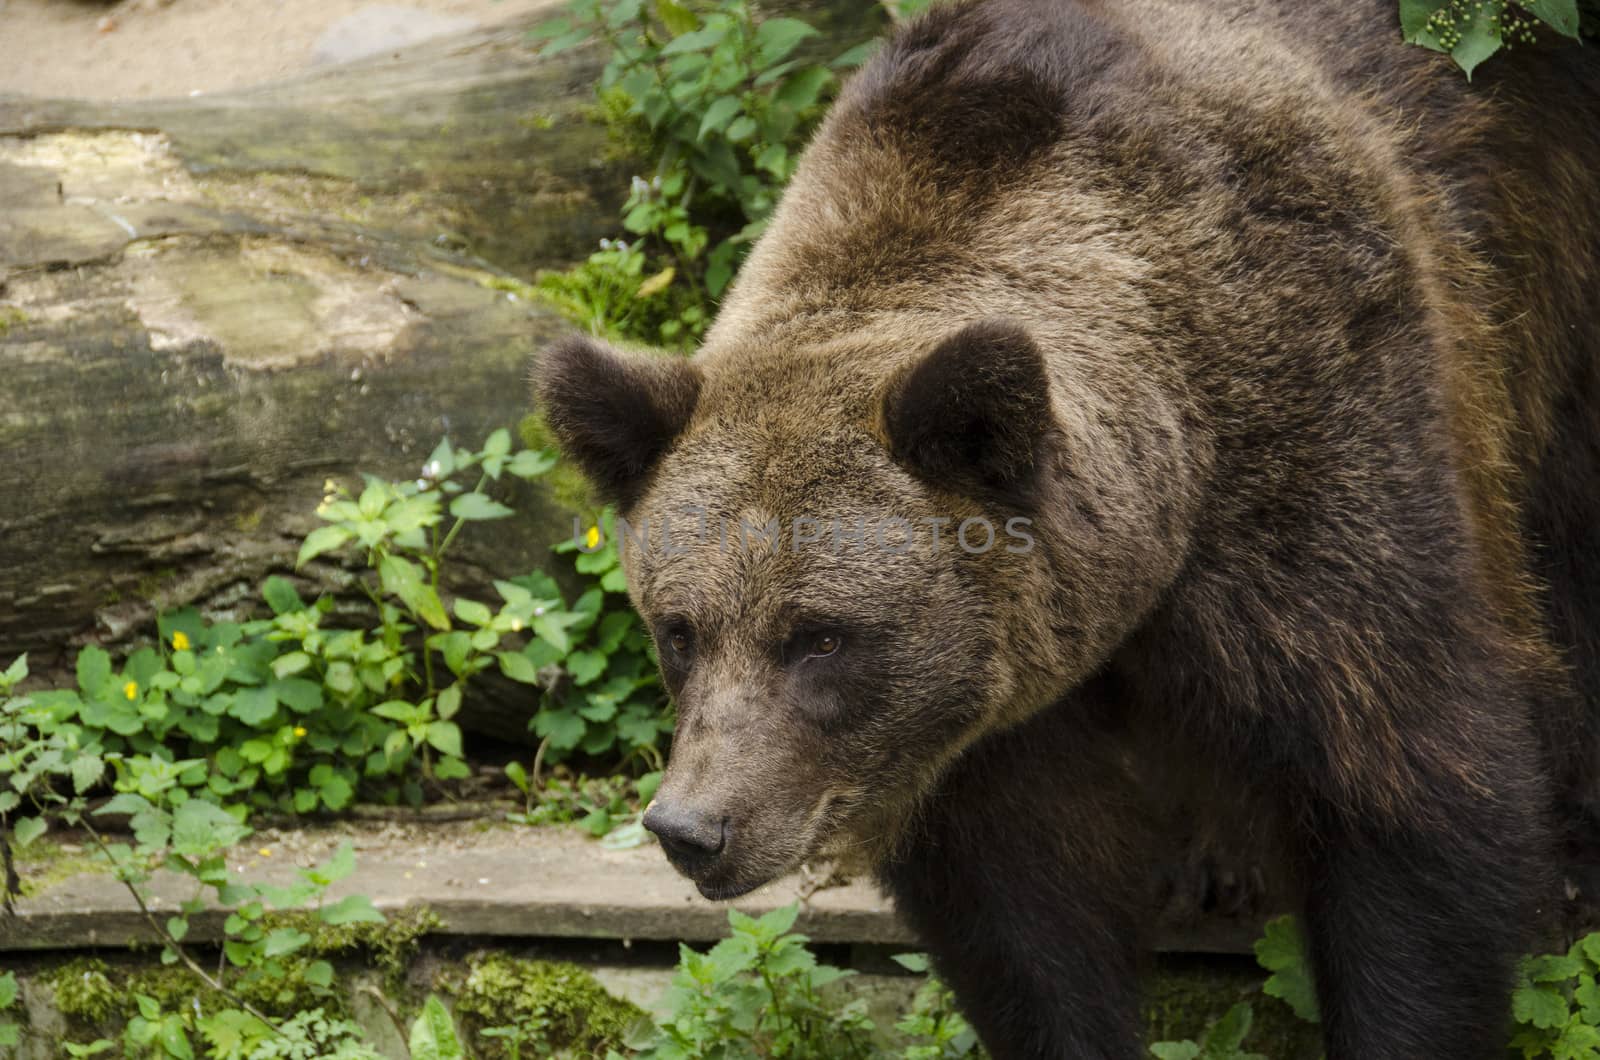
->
0;0;562;101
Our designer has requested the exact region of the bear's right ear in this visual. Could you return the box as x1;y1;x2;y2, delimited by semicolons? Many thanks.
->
882;318;1053;506
534;335;702;509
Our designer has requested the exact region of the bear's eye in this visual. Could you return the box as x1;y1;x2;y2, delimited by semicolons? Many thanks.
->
808;633;842;658
667;628;693;656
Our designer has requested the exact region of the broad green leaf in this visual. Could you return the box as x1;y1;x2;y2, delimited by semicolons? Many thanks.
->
890;952;930;973
1254;915;1320;1023
263;927;312;958
454;598;493;627
449;492;514;521
230;685;278;725
566;650;608;686
2;653;27;686
1399;0;1447;46
408;994;464;1060
373;699;423;724
753;17;818;66
533;708;586;750
173;799;250;858
271;651;312;679
532;615;575;654
262;575;307;616
426;720;464;759
65;753;104;795
1450;4;1503;79
1528;954;1588;982
1524;0;1581;37
271;677;322;714
436;684;462;720
506;449;558;479
322;894;385;925
76;645;111;696
696;95;743;140
1515;981;1573;1030
1203;1003;1255;1051
771;65;832;112
657;0;699;34
296;525;353;568
754;902;800;937
13;816;46;847
660;24;725;54
380;555;451;630
318;774;354;810
435;755;471;780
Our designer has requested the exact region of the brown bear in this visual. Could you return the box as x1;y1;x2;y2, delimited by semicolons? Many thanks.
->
535;0;1600;1056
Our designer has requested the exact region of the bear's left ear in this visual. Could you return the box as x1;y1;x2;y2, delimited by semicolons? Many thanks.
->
534;335;702;509
882;318;1053;505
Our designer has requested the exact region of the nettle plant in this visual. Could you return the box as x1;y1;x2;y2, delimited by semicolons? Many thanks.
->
532;0;871;347
0;651;383;1054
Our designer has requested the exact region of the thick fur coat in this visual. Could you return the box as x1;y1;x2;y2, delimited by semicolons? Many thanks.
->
536;2;1600;1056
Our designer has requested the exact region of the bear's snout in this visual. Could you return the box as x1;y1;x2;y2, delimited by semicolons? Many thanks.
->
643;799;728;873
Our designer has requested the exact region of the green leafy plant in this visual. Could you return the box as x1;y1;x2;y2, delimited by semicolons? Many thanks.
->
890;954;979;1060
1508;934;1600;1059
409;994;469;1060
1148;1004;1266;1060
0;970;19;1049
505;766;663;848
629;903;875;1058
531;0;870;346
1400;0;1589;77
1252;915;1319;1024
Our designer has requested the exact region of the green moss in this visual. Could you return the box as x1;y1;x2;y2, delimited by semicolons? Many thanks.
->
45;907;443;1035
439;953;645;1058
13;840;109;897
288;904;442;980
518;413;598;515
48;958;122;1027
0;306;28;337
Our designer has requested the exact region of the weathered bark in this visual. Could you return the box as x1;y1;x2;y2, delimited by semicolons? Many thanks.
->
0;26;621;716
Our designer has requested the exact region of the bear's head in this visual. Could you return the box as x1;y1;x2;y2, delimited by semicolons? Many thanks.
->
534;317;1161;898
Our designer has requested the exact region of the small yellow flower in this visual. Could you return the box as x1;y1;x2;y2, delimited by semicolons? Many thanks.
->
585;525;601;549
259;848;273;858
123;680;138;700
293;726;308;739
171;631;191;652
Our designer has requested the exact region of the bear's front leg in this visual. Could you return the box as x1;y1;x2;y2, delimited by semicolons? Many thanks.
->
879;685;1151;1060
1297;763;1550;1060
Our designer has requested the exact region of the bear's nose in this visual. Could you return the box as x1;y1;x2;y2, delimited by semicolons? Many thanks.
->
643;800;727;863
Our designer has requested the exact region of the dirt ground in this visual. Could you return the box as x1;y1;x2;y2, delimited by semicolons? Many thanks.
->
0;0;563;100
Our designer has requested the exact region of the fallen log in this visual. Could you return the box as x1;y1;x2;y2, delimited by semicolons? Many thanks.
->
0;20;613;703
0;6;883;740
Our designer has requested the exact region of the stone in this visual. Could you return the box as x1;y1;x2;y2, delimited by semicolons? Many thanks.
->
311;5;478;65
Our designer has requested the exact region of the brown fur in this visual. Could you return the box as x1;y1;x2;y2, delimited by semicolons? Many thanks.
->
536;2;1600;1056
